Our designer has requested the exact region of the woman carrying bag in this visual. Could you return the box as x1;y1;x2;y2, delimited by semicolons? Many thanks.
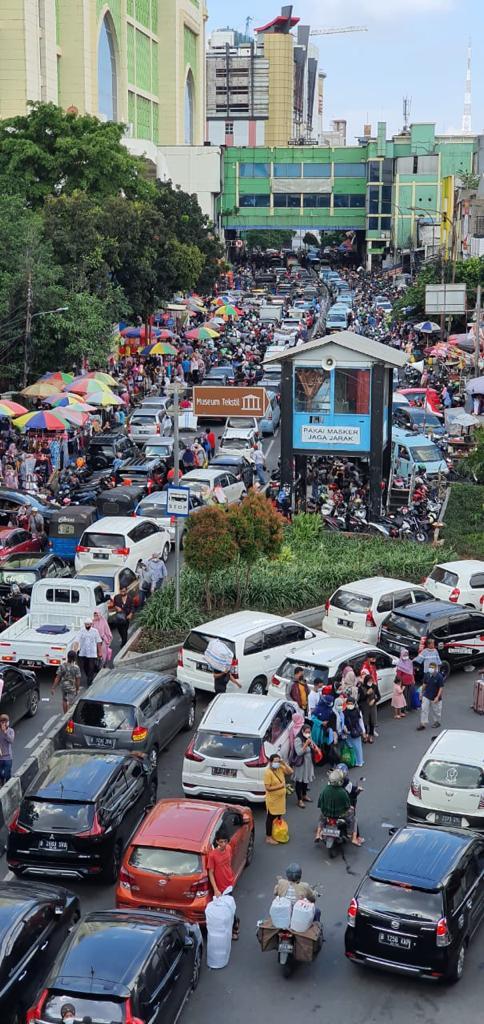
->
263;753;292;845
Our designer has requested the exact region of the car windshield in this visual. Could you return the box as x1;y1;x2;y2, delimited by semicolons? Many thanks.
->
43;994;124;1023
420;759;484;789
411;444;442;463
411;411;440;427
194;730;261;761
18;800;94;832
383;613;428;638
81;533;125;549
277;657;329;686
0;569;36;585
145;445;171;457
131;415;156;424
429;567;458;587
130;847;202;875
360;878;442;921
331;589;372;614
73;701;136;731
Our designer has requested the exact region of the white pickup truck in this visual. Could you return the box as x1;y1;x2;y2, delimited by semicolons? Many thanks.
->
0;578;108;669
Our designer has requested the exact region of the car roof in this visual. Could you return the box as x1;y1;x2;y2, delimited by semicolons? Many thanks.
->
133;799;225;850
389;600;468;621
222;428;254;438
370;826;472;890
28;750;129;801
182;469;228;482
422;729;484;766
432;560;484;575
334;577;421;596
83;516;152;531
0;552;52;565
188;610;294;638
84;670;172;705
0;528;19;537
392;428;440;447
276;637;376;665
199;692;284;733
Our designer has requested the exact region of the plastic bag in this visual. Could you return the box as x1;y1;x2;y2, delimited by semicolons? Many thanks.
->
312;745;323;765
205;892;236;969
269;896;292;929
204;638;233;672
290;899;315;933
411;687;422;710
339;741;356;768
272;817;289;843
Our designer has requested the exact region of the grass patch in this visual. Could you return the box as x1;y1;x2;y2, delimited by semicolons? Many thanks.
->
443;483;484;559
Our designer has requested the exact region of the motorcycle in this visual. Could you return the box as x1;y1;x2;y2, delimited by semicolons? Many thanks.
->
257;891;323;978
319;816;348;858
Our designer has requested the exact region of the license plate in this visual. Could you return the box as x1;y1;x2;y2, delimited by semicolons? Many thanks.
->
378;932;411;949
435;813;462;827
39;840;68;851
86;735;115;748
338;618;353;628
278;941;294;953
196;662;211;673
93;552;109;560
212;767;237;778
321;826;340;838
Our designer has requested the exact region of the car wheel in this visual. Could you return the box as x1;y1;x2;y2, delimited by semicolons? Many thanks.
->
27;689;39;717
245;829;255;867
447;942;466;984
103;841;122;884
162;542;170;562
249;677;267;695
148;745;159;770
191;946;202;991
183;703;196;731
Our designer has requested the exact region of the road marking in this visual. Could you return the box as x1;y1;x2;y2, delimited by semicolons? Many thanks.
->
3;872;13;881
24;714;60;749
265;437;277;459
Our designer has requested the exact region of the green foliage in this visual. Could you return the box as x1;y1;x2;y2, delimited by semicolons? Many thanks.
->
243;230;295;250
303;232;320;248
443;483;484;558
457;427;484;485
228;493;284;568
184;506;238;611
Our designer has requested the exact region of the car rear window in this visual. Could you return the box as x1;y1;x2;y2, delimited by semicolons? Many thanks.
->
43;994;124;1023
19;800;94;832
429;567;458;587
277;658;329;686
130;847;202;875
421;759;484;789
194;730;261;761
382;613;428;638
220;438;250;450
330;589;372;614
81;533;125;549
131;414;156;423
360;878;442;921
184;631;235;657
73;701;136;731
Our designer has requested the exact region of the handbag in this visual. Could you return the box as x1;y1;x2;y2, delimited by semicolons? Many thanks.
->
272;817;289;843
312;745;323;765
289;747;304;768
340;741;357;768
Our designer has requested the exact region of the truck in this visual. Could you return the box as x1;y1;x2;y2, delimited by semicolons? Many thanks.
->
0;578;108;669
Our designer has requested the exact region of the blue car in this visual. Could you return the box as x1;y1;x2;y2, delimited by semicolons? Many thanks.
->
259;393;281;435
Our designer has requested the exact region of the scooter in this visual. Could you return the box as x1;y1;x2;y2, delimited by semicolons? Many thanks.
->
318;816;348;858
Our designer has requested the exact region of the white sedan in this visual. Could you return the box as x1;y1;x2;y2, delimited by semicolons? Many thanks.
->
74;516;171;574
181;468;247;505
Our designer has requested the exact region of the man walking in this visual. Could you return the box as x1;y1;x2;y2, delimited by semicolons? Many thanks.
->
145;552;168;593
75;619;102;687
252;443;266;486
51;650;81;713
417;660;445;730
0;714;14;785
205;427;216;460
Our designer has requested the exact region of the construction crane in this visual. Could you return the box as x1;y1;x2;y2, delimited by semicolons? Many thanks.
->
244;16;254;36
310;26;368;37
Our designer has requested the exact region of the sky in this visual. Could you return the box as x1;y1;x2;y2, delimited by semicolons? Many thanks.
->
206;0;484;143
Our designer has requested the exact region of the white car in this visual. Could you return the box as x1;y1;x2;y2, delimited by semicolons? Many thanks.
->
180;468;247;505
218;427;258;458
268;637;396;703
407;730;484;832
424;560;484;610
323;577;430;644
182;693;297;802
74;516;171;573
177;611;321;695
127;409;168;442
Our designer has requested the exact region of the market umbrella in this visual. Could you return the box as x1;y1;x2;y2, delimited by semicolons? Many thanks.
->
120;326;162;340
0;400;29;417
140;341;177;357
44;393;84;407
49;397;95;412
185;298;207;313
84;389;123;407
465;376;484;396
215;304;240;318
83;371;118;386
40;371;74;385
447;411;480;428
185;326;219;341
414;321;441;334
13;410;69;431
21;381;61;398
67;379;113;396
211;296;230;307
205;319;225;331
55;408;89;426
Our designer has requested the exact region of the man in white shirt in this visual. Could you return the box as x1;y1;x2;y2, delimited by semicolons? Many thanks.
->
308;677;325;716
252;444;266;486
75;619;102;687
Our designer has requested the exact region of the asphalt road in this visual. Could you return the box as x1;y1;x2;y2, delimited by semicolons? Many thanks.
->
3;664;483;1024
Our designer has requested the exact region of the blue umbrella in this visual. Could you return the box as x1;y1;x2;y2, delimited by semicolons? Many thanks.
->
414;320;441;334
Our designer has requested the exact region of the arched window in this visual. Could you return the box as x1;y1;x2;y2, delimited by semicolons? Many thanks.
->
184;70;194;144
98;13;118;121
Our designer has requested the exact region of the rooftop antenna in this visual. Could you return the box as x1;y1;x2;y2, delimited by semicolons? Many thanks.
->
403;95;411;132
462;41;472;133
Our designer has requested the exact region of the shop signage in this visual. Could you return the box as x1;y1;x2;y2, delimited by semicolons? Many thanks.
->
301;425;361;445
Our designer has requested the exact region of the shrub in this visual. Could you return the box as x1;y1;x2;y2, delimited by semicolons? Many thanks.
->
444;483;484;558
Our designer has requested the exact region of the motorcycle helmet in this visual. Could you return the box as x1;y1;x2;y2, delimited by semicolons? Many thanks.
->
336;763;349;780
328;768;345;787
285;863;302;883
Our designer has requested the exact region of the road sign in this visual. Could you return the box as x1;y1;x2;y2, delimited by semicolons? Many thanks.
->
166;487;191;517
425;284;466;314
193;386;268;418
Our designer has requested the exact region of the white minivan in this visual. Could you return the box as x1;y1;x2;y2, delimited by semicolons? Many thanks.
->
322;576;430;644
407;730;484;832
177;611;320;695
424;560;484;610
268;637;396;704
182;693;296;803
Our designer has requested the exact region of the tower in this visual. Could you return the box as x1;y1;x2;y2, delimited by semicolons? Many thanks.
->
462;42;472;134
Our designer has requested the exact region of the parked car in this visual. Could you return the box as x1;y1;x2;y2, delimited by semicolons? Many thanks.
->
202;366;234;387
407;729;484;832
378;599;484;672
26;909;202;1024
116;452;169;492
218;426;258;458
397;387;442;416
116;799;254;922
0;666;40;721
345;824;484;982
393;406;446;438
74;563;140;620
0;552;71;599
142;435;187;459
0;880;80;1024
8;749;157;882
136;490;201;545
178;611;320;695
424;560;484;610
65;669;195;768
182;693;297;802
259;392;281;435
323;577;430;644
268;637;396;703
0;489;56;527
74;515;171;573
180;468;247;505
0;528;42;560
209;453;255;490
86;430;139;470
128;408;168;442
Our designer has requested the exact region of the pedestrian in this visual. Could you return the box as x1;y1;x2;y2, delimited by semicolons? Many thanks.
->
414;637;441;683
358;671;380;742
308;676;325;716
289;665;309;713
395;647;416;710
138;560;153;606
0;714;14;785
206;829;240;940
75;618;102;687
391;676;407;719
263;752;292;845
60;1006;76;1022
51;651;81;713
417;661;445;731
360;654;378;685
291;717;315;808
343;697;365;767
252;444;266;486
145;552;168;593
205;427;216;459
92;608;113;665
5;584;29;622
110;586;134;647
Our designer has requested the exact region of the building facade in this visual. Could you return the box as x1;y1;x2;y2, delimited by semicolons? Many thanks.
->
0;0;206;146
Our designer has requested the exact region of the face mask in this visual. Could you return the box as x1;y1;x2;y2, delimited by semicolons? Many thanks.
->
428;667;436;674
272;760;281;770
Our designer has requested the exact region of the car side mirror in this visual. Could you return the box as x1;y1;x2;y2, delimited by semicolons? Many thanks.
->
304;630;313;639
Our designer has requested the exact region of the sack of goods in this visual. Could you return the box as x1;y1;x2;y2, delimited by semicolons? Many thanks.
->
269;896;292;930
290;899;315;934
271;817;289;843
205;892;236;969
204;638;234;673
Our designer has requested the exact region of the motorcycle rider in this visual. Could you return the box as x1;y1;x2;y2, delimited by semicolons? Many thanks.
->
274;864;321;921
315;768;363;847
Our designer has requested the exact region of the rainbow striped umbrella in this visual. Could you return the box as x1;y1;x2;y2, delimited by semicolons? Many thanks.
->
13;410;69;431
67;379;113;395
0;400;29;417
44;393;84;407
185;326;219;341
141;341;177;357
40;371;75;385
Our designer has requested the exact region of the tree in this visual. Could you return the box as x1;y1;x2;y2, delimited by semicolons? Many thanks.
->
303;232;320;248
184;506;238;611
32;291;124;375
228;493;284;604
244;230;295;250
154;181;223;291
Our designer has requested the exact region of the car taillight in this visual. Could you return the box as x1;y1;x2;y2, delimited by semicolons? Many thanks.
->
347;897;358;927
119;865;132;889
9;810;29;834
185;735;204;762
131;726;148;742
245;745;269;768
170;516;176;524
26;989;48;1023
365;610;376;627
65;719;74;734
76;544;89;553
478;793;484;810
184;875;210;899
480;595;484;606
436;917;451;947
156;423;160;434
324;599;330;612
449;588;460;603
177;647;184;668
271;674;281;687
125;998;145;1024
114;547;130;556
77;811;104;838
410;779;421;799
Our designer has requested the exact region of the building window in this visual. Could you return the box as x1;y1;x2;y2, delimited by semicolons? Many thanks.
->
225;121;234;134
368;160;381;182
334;194;365;208
368;185;379;214
381;184;392;214
367;216;379;230
303;193;330;208
98;13;118;121
334;369;370;415
184;70;194;144
303;163;331;178
334;163;366;177
273;163;302;177
239;162;269;178
380;216;392;230
295;367;330;413
273;193;301;208
239;194;270;207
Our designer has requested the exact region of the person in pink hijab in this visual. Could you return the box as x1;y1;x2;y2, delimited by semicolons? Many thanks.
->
92;609;113;666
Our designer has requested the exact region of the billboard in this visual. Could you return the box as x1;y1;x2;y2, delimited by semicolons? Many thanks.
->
193;387;268;418
425;284;466;314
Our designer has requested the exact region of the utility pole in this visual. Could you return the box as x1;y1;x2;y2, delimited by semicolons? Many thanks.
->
22;268;33;388
173;384;181;612
475;284;481;378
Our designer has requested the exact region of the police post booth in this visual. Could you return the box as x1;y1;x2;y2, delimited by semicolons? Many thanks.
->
267;331;406;518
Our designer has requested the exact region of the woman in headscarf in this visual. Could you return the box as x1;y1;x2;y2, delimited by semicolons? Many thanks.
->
395;647;416;711
92;609;113;666
340;665;359;702
291;715;316;808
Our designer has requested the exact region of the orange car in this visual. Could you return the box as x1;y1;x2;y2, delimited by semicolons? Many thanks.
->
116;798;254;923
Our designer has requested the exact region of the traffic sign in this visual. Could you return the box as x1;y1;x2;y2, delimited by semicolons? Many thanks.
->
166;486;191;517
193;386;268;418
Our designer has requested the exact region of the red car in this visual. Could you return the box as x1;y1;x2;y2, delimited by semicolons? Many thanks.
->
0;529;42;560
397;388;442;417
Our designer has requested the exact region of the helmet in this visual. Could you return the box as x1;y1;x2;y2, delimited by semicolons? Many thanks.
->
285;863;302;883
336;763;349;780
328;769;345;787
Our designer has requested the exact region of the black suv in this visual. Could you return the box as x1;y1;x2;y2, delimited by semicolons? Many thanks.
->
345;825;484;982
0;552;71;599
27;909;202;1024
0;666;39;721
379;600;484;673
0;880;79;1024
8;749;157;883
117;451;169;491
87;431;139;470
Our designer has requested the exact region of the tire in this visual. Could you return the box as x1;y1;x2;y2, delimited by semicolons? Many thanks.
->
282;956;294;978
26;688;39;718
249;677;267;695
245;829;255;867
191;946;202;991
103;841;122;884
162;542;170;562
148;745;159;770
446;942;466;984
183;703;196;731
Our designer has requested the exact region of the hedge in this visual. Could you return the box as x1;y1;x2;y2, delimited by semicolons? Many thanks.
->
443;483;484;559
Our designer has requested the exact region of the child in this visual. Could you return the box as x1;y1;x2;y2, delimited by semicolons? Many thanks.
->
391;677;407;720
